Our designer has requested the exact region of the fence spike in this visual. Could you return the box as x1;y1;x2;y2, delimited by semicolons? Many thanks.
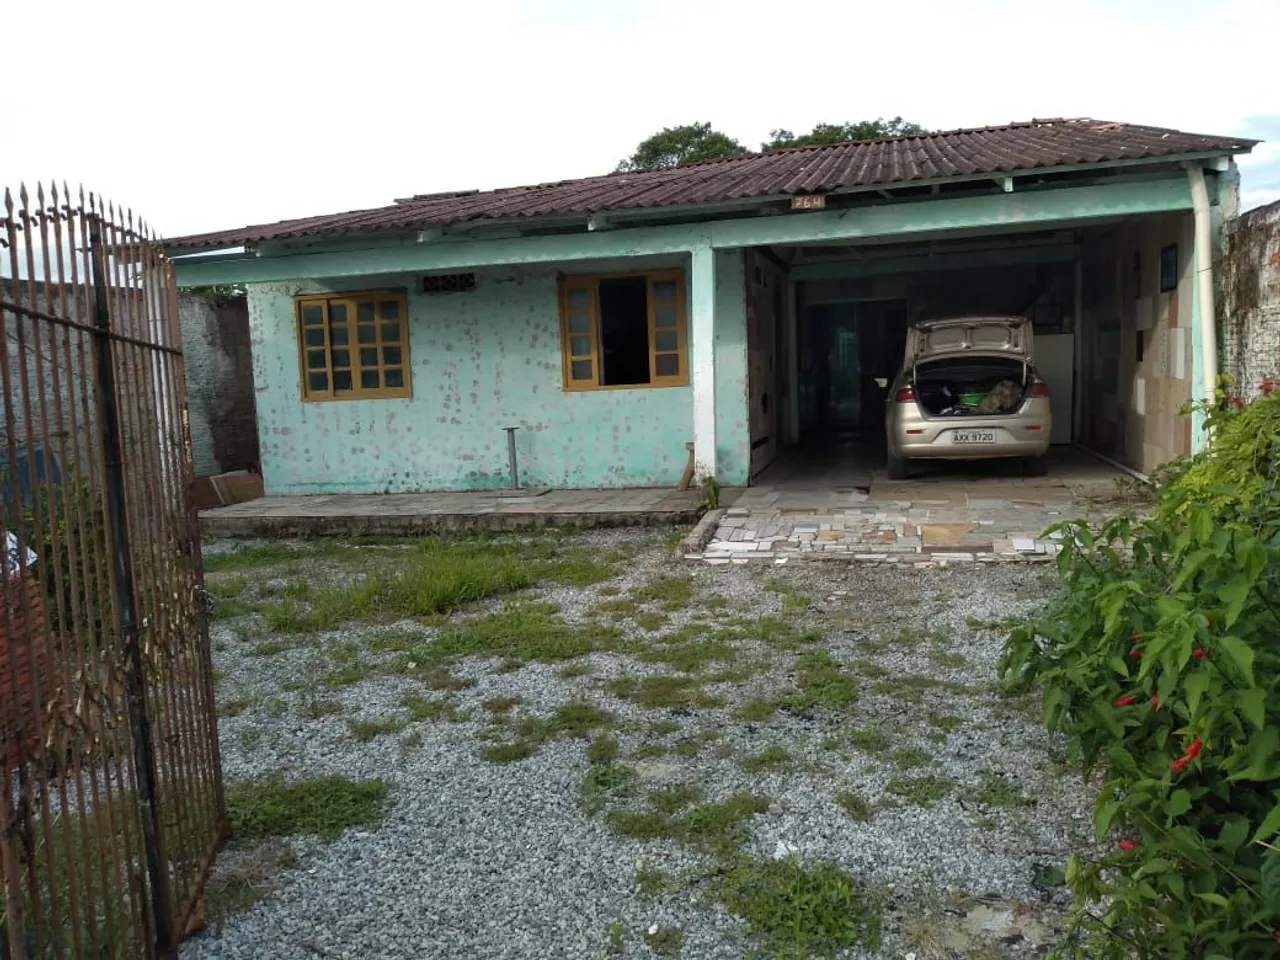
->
18;182;29;208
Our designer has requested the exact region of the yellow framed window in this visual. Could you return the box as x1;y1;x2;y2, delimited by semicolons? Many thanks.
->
558;269;688;390
296;290;411;400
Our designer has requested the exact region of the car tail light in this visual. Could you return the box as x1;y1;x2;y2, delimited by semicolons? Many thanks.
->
893;385;916;403
1030;381;1050;398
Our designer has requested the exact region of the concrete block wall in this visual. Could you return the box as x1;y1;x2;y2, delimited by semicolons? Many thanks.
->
179;292;259;477
1222;201;1280;398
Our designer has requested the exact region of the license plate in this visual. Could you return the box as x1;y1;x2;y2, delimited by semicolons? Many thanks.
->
953;430;996;444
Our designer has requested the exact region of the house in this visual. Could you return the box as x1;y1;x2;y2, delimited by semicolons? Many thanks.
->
165;119;1257;493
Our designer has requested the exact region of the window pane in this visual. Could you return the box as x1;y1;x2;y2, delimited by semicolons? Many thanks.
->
567;288;590;309
304;327;325;347
381;322;401;343
655;353;679;377
570;335;591;356
568;311;592;333
306;348;327;369
653;280;677;303
330;303;348;324
653;305;678;328
383;346;402;366
570;359;592;381
358;324;377;344
384;369;404;389
301;304;323;324
308;371;329;391
333;370;352;391
357;301;375;322
329;323;349;346
331;349;350;368
361;370;380;389
655;330;679;352
379;299;401;320
360;347;378;367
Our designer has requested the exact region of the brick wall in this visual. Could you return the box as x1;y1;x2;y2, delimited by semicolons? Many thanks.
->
179;293;259;476
1222;201;1280;398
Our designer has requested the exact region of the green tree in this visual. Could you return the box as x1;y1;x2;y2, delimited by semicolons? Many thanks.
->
763;118;926;151
616;123;749;172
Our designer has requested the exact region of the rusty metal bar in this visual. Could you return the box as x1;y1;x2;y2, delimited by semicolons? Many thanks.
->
0;298;183;355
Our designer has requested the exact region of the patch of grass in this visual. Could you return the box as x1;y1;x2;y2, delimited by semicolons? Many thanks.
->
638;638;736;673
834;789;873;822
221;697;256;718
299;697;344;719
783;650;857;714
557;661;592;680
208;574;247;599
606;674;724;710
264;697;287;719
580;762;640;815
237;726;262;752
593;598;639;621
632;743;667;759
648;719;681;736
348;716;408;742
733;698;779;722
596;584;622;597
482;695;522;714
402;693;464;723
929;650;967;669
703;595;730;611
633;611;669;632
400;730;423;749
739;745;792;774
418;666;474;691
250;637;302;657
321;659;373;688
226;774;389;841
927;714;963;732
848;727;890;753
606;919;624;954
368;628;425;653
672;731;721;758
972;771;1033;808
587;733;619;765
885;775;957;808
546;701;615;738
648;784;703;815
481;741;539;763
890;746;934;770
260;599;311;634
203;840;298;931
854;659;890;679
204;543;316;573
427;602;622;664
642;924;683;955
635;865;676;897
821;736;841;752
871;674;942;702
632;574;694;609
680;792;771;857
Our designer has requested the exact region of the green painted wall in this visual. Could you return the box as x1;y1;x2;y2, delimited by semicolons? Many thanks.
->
245;252;749;494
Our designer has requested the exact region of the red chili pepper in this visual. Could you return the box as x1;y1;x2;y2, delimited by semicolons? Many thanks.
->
1130;649;1142;659
1131;629;1142;640
1171;756;1189;772
1118;838;1139;851
1114;695;1136;706
1186;738;1202;759
1150;695;1160;709
1230;396;1244;408
1192;648;1206;660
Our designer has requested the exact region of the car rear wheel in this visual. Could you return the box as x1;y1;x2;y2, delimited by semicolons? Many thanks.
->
887;452;911;480
1022;456;1048;477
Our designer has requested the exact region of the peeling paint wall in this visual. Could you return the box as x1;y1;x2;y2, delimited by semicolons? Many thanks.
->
179;292;259;476
247;252;749;493
1222;201;1280;398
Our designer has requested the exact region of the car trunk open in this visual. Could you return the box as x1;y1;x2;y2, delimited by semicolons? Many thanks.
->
912;356;1031;417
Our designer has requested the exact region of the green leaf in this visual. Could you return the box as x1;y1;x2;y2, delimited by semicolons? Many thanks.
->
1042;686;1066;729
1096;799;1121;839
1252;800;1280;845
1167;789;1192;817
1262;853;1280;911
1107;656;1130;678
1194;892;1230;907
1238;687;1267;730
1217;580;1251;628
1220;635;1255;686
1219;816;1250;854
1135;857;1175;877
1184;670;1210;718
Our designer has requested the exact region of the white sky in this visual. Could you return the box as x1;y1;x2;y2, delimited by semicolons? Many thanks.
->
2;0;1277;238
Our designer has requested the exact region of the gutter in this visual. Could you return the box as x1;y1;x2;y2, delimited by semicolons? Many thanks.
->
1186;165;1218;416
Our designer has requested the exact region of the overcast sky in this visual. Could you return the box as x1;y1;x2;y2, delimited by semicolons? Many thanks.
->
2;0;1277;238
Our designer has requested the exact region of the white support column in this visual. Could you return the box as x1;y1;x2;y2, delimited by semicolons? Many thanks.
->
690;244;717;480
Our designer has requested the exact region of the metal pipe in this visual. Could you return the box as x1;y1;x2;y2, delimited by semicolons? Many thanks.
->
504;426;521;490
1187;166;1219;415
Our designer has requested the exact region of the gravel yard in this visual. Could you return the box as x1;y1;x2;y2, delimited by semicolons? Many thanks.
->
185;530;1097;960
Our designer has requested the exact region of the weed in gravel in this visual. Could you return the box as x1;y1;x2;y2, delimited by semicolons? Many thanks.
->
672;731;721;758
733;698;779;722
481;741;539;763
596;584;622;597
703;595;730;612
264;697;287;719
972;772;1032;808
428;602;623;664
261;599;309;634
927;715;963;732
348;716;408;742
556;661;592;680
209;574;247;598
783;650;857;714
854;659;890;679
227;774;388;841
580;762;639;815
886;775;957;807
606;919;624;954
482;695;522;714
205;544;321;573
642;924;683;955
213;598;257;620
607;674;724;710
648;719;681;736
930;650;967;670
834;789;873;821
680;793;771;857
632;574;693;610
415;666;474;691
221;697;256;718
368;628;425;653
635;865;676;897
250;637;302;657
633;612;669;632
203;840;298;931
739;745;792;773
400;730;423;749
821;736;841;751
593;598;639;621
718;856;881;957
648;784;703;815
322;660;373;688
402;693;464;723
632;743;667;760
871;674;941;703
237;726;262;752
890;746;934;770
546;701;614;738
299;697;343;719
638;638;736;673
587;733;620;764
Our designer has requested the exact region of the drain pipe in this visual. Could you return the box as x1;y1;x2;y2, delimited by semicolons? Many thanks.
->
1187;165;1218;420
503;426;522;491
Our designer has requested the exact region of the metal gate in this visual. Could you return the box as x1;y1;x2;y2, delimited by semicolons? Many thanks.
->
0;184;224;958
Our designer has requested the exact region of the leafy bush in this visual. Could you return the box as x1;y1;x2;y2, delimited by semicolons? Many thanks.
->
1000;382;1280;957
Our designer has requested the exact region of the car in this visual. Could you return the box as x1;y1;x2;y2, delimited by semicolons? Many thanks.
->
885;315;1051;480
